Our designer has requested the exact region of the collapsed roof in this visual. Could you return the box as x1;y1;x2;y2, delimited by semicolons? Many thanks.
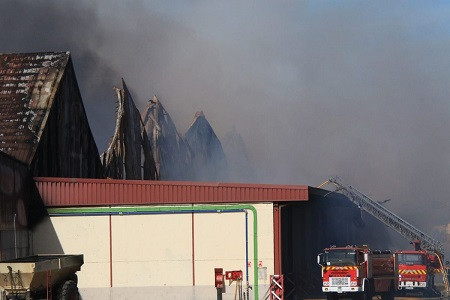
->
141;96;193;180
185;111;228;181
102;79;157;180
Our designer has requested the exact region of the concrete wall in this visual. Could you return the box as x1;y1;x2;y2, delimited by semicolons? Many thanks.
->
32;203;274;299
32;215;110;288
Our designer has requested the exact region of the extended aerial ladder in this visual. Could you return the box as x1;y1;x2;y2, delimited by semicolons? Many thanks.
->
318;176;449;294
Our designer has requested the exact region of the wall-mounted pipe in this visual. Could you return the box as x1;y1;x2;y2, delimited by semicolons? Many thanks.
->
13;214;17;259
47;204;260;300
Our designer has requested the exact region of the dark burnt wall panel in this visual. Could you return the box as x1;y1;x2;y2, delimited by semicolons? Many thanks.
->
0;152;46;260
31;59;103;178
282;188;391;299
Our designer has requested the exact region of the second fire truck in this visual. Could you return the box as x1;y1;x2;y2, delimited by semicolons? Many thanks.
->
395;241;443;296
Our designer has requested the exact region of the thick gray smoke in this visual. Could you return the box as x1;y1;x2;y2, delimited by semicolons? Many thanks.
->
1;1;449;252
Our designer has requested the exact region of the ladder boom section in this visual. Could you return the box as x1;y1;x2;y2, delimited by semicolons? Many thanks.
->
328;177;444;254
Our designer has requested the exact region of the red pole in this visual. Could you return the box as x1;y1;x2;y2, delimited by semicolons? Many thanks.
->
273;204;282;275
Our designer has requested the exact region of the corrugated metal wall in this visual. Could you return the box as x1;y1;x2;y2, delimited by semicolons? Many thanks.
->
34;177;309;206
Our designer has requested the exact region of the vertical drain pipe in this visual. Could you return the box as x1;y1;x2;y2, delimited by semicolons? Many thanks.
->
48;204;259;300
109;213;113;288
245;211;249;289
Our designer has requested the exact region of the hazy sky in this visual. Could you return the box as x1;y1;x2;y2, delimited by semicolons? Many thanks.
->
1;0;449;246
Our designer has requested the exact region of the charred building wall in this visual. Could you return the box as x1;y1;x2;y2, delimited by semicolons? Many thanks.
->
281;187;391;299
0;52;103;178
0;152;46;260
101;80;157;180
30;58;103;178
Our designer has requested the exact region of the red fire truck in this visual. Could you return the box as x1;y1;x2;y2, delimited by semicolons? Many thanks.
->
394;241;443;296
317;245;396;300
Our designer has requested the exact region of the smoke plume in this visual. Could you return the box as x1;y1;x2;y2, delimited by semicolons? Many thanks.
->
1;0;449;253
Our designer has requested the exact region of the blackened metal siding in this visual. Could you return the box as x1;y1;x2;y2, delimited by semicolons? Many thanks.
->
0;152;46;229
0;52;69;164
0;52;103;178
30;57;103;178
34;177;309;207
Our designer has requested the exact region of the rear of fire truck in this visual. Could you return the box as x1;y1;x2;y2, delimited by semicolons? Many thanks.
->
318;246;395;300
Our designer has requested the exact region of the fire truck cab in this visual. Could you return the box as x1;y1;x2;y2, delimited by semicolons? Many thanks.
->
394;249;440;296
318;245;395;300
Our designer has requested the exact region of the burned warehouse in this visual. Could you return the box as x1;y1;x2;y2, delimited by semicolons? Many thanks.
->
0;51;447;299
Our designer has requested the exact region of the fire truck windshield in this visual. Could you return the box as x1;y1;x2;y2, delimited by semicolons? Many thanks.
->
325;250;357;266
397;253;425;265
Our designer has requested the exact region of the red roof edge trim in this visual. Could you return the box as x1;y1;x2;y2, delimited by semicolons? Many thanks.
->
34;177;309;190
34;177;309;207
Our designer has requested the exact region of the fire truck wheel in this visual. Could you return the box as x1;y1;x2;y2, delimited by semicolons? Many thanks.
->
360;284;372;300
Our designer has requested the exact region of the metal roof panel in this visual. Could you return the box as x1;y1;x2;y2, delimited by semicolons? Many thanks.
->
34;177;309;206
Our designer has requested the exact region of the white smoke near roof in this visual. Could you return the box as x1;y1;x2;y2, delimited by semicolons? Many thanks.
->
1;0;449;253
